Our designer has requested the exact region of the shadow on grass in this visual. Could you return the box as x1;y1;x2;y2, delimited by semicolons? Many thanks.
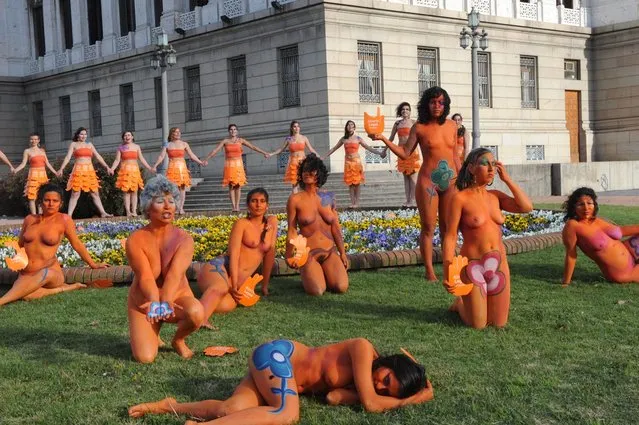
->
0;324;132;361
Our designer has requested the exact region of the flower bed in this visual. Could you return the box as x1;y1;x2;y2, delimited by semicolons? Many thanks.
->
0;209;564;269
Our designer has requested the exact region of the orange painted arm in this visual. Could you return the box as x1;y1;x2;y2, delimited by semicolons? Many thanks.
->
562;221;578;285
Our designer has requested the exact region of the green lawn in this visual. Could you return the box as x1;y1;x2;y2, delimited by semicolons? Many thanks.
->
0;205;638;425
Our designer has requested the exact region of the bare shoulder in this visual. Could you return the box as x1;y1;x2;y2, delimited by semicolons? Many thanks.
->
267;215;278;226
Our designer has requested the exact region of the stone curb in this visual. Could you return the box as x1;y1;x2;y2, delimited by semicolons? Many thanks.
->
0;232;563;285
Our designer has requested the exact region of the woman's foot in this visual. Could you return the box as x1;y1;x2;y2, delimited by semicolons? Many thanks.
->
200;321;219;331
425;272;438;282
128;397;177;418
63;282;87;293
172;338;195;359
100;212;113;218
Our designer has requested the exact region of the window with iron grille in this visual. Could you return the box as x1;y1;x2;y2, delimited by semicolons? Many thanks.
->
417;47;438;95
185;66;202;121
520;56;538;108
119;0;136;35
358;41;383;103
229;55;248;115
32;5;45;57
564;59;580;80
59;96;72;140
365;145;390;164
526;144;545;161
120;84;135;131
478;52;492;107
278;45;300;108
33;101;45;144
88;90;102;136
483;145;498;160
154;77;162;128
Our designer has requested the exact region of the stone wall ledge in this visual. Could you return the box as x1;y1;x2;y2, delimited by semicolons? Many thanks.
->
0;232;562;286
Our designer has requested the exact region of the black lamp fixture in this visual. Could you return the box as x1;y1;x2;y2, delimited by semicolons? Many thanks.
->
271;0;284;10
220;14;232;24
175;27;186;36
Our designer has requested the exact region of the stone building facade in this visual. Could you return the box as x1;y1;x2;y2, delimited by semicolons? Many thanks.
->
0;0;637;177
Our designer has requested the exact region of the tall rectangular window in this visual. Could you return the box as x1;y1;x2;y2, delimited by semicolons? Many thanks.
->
32;5;45;57
185;67;202;121
278;45;300;108
60;0;73;49
154;0;163;27
33;101;45;145
358;41;382;104
478;52;491;107
88;0;103;44
520;56;538;108
564;59;580;80
119;0;136;35
154;77;163;128
417;47;438;95
120;84;135;131
88;90;102;136
229;55;248;115
59;96;72;140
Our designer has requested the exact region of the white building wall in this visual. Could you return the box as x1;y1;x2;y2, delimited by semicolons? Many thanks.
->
583;0;639;27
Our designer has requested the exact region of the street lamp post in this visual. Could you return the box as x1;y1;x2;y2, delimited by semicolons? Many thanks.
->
459;7;488;150
151;31;177;174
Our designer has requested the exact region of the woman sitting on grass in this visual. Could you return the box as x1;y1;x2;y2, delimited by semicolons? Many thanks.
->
196;187;277;329
562;187;639;285
128;337;433;424
442;148;532;328
0;183;107;307
125;175;204;362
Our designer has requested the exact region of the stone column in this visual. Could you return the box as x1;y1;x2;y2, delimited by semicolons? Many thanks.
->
160;0;182;35
42;0;57;70
100;0;119;56
71;0;88;63
134;1;151;48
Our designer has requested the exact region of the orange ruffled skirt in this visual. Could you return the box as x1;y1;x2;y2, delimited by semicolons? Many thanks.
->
222;158;247;187
166;158;191;188
284;156;303;185
24;167;49;200
116;162;144;192
397;150;422;175
344;157;364;186
66;163;100;192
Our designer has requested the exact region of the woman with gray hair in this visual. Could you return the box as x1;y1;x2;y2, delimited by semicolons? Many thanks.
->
125;175;204;362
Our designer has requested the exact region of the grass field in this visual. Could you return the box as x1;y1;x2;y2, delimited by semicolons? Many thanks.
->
0;205;637;425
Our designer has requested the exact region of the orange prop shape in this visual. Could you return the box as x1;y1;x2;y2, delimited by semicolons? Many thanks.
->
203;346;239;357
237;274;263;307
364;107;385;135
286;235;310;268
4;241;28;271
444;255;473;296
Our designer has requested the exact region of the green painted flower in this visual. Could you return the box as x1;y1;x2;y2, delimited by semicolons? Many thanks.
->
431;160;455;191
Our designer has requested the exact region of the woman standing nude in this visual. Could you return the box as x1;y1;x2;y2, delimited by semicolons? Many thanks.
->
371;87;459;281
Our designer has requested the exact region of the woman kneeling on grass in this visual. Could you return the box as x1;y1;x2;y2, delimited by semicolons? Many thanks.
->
129;337;433;424
125;175;204;362
0;184;107;307
562;187;639;285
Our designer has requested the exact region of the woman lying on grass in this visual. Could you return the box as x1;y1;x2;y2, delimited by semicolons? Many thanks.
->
129;337;433;424
562;187;639;285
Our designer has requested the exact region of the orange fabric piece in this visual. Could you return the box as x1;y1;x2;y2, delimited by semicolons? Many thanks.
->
237;274;263;307
73;148;92;158
116;162;144;191
344;142;359;155
167;148;184;159
397;127;411;137
284;156;302;184
29;155;46;167
203;346;239;357
224;143;243;159
344;157;364;185
120;150;138;160
289;140;305;153
166;158;191;187
4;241;28;271
364;107;385;134
24;167;49;200
397;150;421;176
66;163;100;192
222;158;247;187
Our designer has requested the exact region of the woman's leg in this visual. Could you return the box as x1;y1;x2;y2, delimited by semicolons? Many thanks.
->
197;260;237;328
292;184;298;194
348;185;356;208
128;296;162;363
28;200;37;215
353;185;361;208
0;268;84;306
131;190;139;216
408;173;417;206
67;190;81;217
168;295;204;359
179;187;187;214
403;175;411;207
487;262;511;328
414;182;439;281
300;255;328;296
322;251;349;294
235;187;242;212
229;186;236;211
437;186;458;247
128;375;264;420
90;190;112;217
123;192;131;216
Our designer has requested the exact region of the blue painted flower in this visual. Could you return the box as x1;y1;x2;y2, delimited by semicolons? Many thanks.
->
431;160;455;191
252;340;294;379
